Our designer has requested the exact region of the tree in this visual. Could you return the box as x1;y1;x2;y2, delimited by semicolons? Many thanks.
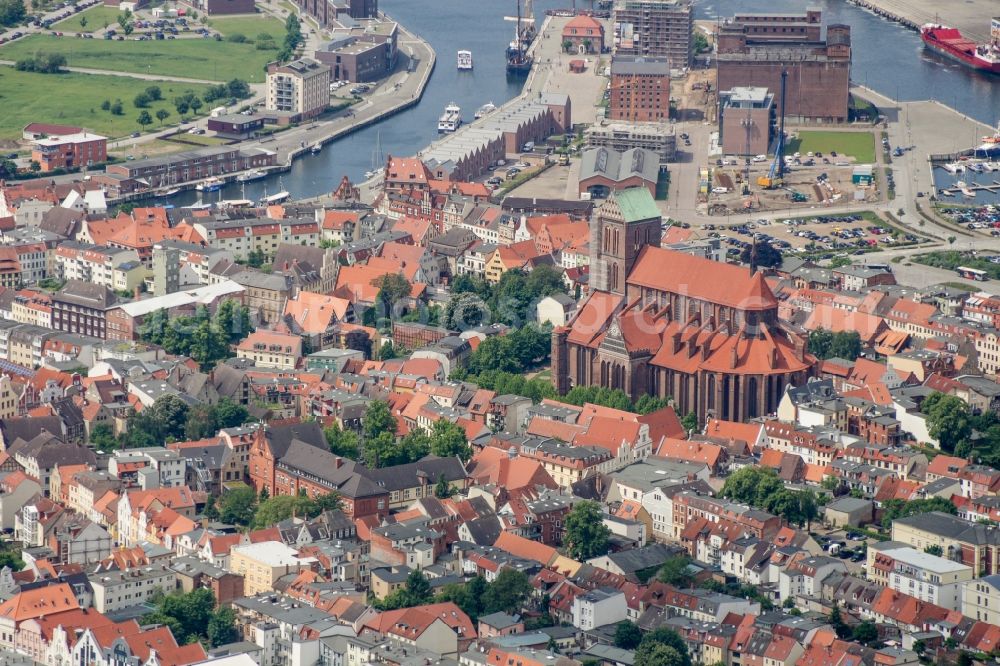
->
377;569;434;610
851;620;879;646
481;568;532;615
0;0;26;27
214;397;249;428
363;400;396;440
134;92;151;108
561;39;572;52
79;15;87;29
807;329;833;359
721;467;784;508
190;97;203;113
101;99;111;111
434;473;454;499
89;422;118;450
203;494;219;521
922;392;971;453
218;487;257;526
259;487;269;502
635;643;686;666
252;494;317;528
639;629;691;666
657;556;693;587
680;411;698;433
143;588;215;645
444;291;490;330
562;385;633;411
137;110;153;129
345;329;372;359
808;329;862;361
0;544;25;572
429;419;470;460
564;500;611;560
155;108;171;126
374;273;411;321
828;331;862;361
207;606;239;647
925;544;944;556
324;421;359;458
184;404;219;440
635;395;670;415
378;341;399;360
880;497;956;529
151;395;190;441
692;32;709;54
614;621;643;650
122;20;134;36
740;242;782;269
0;160;16;180
110;99;124;115
829;606;850;639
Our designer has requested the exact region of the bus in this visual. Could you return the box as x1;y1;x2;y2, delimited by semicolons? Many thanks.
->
957;266;989;281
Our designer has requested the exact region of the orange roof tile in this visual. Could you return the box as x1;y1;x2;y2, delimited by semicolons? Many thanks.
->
493;531;558;565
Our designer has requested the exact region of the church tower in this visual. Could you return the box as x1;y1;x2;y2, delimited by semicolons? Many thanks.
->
589;188;663;295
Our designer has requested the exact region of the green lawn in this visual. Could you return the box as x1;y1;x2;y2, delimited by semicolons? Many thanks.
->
208;14;284;40
0;66;213;140
0;34;276;82
53;6;126;32
785;130;876;164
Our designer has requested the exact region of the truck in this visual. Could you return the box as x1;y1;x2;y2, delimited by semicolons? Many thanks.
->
210;106;227;118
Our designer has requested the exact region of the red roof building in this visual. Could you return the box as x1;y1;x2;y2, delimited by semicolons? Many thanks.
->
553;192;814;423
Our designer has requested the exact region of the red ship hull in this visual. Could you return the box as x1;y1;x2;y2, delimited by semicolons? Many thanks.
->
920;26;1000;74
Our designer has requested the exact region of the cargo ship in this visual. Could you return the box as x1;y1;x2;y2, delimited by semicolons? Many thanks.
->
919;20;1000;74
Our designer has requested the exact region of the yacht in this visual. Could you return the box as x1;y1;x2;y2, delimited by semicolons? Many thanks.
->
162;187;181;196
195;177;224;192
457;50;473;70
236;169;267;183
474;102;497;119
261;177;290;205
437;102;462;133
311;143;322;154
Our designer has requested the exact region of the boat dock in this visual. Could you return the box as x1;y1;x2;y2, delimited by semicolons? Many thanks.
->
939;181;1000;197
844;0;992;43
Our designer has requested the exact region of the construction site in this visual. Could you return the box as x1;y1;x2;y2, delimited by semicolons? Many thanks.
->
704;71;883;217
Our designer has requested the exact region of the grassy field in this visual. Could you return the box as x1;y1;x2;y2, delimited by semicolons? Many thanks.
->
53;5;125;32
208;14;284;39
0;34;276;81
0;66;212;141
785;130;876;164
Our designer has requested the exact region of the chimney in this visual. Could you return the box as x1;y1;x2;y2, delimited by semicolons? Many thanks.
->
133;286;141;300
335;457;343;469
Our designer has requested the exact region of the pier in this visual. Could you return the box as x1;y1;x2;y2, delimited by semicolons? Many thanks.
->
844;0;992;43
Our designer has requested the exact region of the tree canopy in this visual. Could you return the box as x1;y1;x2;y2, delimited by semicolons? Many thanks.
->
139;302;254;370
564;500;611;560
721;467;818;527
143;589;235;646
807;329;862;361
921;392;971;453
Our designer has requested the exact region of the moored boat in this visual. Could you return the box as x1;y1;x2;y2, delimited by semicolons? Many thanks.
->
920;22;1000;74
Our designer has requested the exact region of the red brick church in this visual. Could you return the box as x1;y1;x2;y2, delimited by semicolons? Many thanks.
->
551;189;814;423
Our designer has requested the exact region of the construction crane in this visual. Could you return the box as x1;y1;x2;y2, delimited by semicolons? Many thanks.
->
757;70;788;189
741;106;753;195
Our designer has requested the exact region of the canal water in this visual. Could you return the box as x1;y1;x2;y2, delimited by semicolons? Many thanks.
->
168;0;999;206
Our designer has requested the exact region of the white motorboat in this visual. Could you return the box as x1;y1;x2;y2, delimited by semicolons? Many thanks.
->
437;102;462;133
457;49;473;70
474;102;497;119
236;169;267;182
